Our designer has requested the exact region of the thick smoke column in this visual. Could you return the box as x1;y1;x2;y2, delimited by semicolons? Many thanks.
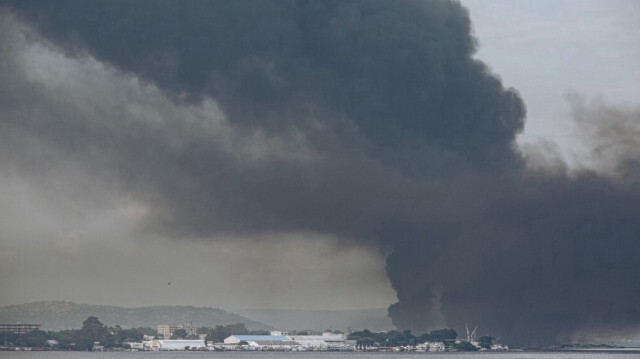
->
2;0;639;345
2;0;525;237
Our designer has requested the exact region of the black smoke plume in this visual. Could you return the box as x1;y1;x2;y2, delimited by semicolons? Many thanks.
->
2;0;639;345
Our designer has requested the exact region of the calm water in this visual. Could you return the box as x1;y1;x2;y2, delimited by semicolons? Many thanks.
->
2;352;640;359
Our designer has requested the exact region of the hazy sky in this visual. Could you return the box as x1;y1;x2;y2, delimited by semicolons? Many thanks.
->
462;0;640;161
0;3;397;310
1;0;639;345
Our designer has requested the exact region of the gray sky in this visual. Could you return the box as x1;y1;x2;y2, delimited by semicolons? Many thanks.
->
462;0;640;162
0;8;396;310
1;0;639;345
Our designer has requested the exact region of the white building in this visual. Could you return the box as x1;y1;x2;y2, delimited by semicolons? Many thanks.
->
287;333;348;350
223;335;288;344
426;341;445;351
223;335;299;349
0;323;41;334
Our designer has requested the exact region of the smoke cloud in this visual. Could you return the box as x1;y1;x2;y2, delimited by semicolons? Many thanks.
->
1;0;638;345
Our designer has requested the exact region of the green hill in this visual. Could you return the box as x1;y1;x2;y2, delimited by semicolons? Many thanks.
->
0;301;272;331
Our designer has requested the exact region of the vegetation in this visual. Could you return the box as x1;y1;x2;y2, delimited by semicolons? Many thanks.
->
348;328;495;351
453;340;478;351
2;316;146;351
6;329;48;347
478;335;494;349
2;315;495;352
348;328;458;348
1;317;271;350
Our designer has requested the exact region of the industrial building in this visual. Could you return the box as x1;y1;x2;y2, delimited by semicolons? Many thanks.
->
0;323;41;334
287;332;349;350
222;332;350;350
223;335;299;349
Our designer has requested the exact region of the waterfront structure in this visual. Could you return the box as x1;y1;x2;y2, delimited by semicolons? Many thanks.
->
223;335;289;344
157;323;197;339
224;335;299;349
0;323;41;334
124;341;144;349
287;332;349;349
144;339;205;350
426;341;446;351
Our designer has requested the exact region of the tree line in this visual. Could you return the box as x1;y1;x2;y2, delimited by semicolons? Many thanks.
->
1;317;267;350
348;328;494;350
2;316;495;351
2;317;149;350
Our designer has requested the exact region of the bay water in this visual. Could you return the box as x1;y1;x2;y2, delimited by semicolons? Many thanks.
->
2;351;640;359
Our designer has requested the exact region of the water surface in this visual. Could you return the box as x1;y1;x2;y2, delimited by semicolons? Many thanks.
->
3;351;640;359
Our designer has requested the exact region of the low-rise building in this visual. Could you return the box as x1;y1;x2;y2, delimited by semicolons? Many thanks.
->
287;332;348;350
224;335;299;350
0;323;41;334
426;341;445;351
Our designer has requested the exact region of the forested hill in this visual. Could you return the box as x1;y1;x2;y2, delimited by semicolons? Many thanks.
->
0;301;272;331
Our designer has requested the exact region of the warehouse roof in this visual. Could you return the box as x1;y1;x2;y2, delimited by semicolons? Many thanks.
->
232;335;290;341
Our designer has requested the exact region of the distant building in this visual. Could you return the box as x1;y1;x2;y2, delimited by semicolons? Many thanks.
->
270;330;289;336
426;341;445;351
157;323;197;339
0;323;41;334
224;335;299;349
288;332;348;350
145;339;205;351
224;335;290;344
